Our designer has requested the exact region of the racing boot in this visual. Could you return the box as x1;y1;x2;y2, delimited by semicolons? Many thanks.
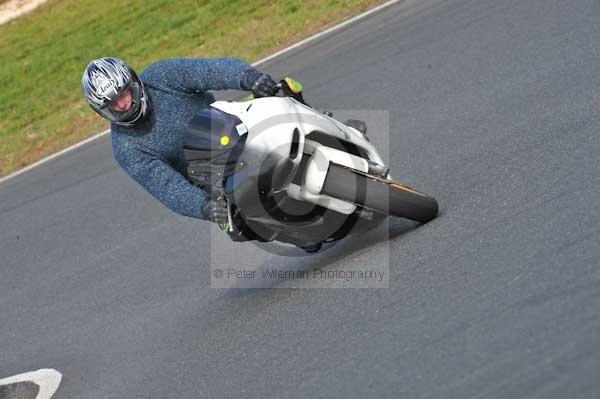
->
345;119;368;139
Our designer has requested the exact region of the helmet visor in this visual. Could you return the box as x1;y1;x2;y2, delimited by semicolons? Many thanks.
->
97;81;144;123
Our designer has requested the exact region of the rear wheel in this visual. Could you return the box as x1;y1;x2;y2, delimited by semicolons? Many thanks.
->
321;163;438;223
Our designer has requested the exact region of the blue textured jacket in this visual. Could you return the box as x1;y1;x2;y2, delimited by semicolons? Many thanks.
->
110;57;251;219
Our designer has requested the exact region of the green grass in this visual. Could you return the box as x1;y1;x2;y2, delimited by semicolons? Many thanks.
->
0;0;384;177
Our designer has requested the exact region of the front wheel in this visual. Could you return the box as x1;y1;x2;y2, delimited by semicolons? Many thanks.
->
321;164;438;223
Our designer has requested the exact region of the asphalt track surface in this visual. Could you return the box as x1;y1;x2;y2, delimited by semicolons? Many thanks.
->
2;0;599;397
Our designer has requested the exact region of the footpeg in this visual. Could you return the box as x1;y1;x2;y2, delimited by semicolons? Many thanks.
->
367;160;390;178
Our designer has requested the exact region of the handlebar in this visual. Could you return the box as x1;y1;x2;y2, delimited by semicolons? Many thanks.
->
274;77;307;105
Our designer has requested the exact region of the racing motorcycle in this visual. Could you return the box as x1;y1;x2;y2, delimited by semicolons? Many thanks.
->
183;78;438;252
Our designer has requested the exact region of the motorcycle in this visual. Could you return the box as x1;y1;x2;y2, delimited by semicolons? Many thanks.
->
183;78;438;252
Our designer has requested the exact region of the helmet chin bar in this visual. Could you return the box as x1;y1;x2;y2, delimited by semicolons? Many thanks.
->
116;95;150;126
97;100;140;123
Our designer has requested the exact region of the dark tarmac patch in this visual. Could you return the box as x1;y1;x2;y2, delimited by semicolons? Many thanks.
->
0;382;40;399
0;370;61;399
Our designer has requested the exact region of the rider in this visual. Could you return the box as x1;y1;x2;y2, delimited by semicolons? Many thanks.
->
81;56;278;224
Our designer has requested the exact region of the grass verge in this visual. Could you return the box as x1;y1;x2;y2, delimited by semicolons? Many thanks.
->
0;0;385;177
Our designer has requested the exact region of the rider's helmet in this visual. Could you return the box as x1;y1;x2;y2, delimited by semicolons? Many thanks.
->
81;57;149;126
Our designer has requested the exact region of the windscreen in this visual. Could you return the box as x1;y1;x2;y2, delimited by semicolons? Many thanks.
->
184;107;244;154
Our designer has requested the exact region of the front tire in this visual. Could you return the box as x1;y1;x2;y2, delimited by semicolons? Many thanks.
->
321;164;438;223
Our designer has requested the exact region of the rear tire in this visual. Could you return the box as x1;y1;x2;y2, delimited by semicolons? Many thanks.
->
322;164;438;223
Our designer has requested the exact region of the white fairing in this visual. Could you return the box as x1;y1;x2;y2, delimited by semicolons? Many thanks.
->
212;97;386;215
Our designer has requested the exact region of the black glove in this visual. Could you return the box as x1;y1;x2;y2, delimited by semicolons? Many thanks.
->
201;197;229;224
240;68;278;98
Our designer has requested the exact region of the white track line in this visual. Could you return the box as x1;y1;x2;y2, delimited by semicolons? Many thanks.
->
251;0;403;66
0;0;402;186
0;129;110;185
0;369;62;399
